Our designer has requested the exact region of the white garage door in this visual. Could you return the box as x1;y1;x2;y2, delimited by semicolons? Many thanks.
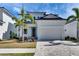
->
37;26;63;40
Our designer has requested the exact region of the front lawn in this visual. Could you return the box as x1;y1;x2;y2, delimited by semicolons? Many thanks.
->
0;39;36;48
0;53;34;56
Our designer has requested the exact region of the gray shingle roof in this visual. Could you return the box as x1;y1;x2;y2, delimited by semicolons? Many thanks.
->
0;7;13;17
36;14;65;20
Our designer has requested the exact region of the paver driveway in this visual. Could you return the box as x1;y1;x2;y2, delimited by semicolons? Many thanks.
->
35;41;79;56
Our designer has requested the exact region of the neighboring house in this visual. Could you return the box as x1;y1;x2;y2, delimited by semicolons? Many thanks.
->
64;20;79;39
18;12;66;41
0;7;16;40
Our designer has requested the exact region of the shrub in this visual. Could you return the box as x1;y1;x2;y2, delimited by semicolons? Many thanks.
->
10;31;17;39
65;36;70;40
70;37;78;42
70;37;76;40
0;39;2;41
65;36;78;42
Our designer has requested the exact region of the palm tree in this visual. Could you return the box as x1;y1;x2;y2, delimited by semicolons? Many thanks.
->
19;7;35;42
66;8;79;41
67;8;79;23
12;16;24;40
13;7;35;42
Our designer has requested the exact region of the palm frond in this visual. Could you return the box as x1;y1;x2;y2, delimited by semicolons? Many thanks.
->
25;14;35;24
12;16;17;21
14;23;19;28
13;7;36;29
72;8;79;18
67;15;76;22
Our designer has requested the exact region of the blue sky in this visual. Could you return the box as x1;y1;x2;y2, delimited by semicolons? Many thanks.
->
0;3;79;18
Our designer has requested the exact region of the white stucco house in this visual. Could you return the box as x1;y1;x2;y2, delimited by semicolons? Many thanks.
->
18;12;66;41
0;7;16;40
64;20;79;39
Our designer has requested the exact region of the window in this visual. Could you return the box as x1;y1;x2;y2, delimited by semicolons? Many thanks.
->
24;29;27;34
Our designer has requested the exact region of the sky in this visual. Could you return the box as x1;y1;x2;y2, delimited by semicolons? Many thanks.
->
0;3;79;18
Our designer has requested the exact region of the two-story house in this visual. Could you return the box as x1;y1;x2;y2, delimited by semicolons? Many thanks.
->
18;12;66;41
0;7;16;40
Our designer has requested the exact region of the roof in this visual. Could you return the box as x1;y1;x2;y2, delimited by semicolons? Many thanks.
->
0;7;13;17
36;14;65;20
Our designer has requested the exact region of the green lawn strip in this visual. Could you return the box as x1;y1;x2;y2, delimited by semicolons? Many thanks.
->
0;53;34;56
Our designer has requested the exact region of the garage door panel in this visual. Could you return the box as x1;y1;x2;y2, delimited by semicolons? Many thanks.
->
37;26;63;40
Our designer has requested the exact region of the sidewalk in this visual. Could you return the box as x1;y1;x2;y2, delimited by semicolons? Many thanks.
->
0;48;35;53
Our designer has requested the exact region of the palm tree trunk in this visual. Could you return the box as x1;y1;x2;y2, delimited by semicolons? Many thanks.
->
22;26;25;42
18;26;20;41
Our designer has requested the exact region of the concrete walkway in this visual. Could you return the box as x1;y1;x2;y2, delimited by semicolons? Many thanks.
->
35;41;79;56
0;48;35;53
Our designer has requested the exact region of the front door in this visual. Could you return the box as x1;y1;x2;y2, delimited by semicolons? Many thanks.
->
32;27;36;38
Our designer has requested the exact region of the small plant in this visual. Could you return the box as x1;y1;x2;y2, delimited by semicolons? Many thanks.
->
70;37;78;42
10;31;17;39
0;39;2;41
65;36;78;42
65;36;70;40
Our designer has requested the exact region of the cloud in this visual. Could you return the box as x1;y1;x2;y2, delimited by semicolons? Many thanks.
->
61;3;79;18
2;3;79;18
13;7;20;13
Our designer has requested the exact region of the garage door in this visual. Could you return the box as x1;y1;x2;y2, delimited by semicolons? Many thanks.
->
37;26;63;40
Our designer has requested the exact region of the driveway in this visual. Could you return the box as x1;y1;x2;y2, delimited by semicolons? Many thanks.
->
35;41;79;56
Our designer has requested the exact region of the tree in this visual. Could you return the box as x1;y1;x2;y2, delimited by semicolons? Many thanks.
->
67;8;79;23
13;7;35;42
19;8;35;42
12;16;24;40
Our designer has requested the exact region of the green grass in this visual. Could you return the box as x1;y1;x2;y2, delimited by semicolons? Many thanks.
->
0;53;34;56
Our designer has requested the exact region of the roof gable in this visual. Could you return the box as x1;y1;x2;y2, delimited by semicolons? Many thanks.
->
36;14;65;20
0;7;13;17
